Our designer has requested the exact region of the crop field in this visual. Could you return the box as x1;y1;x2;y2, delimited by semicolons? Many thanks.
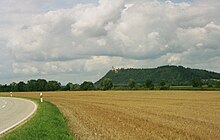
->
1;91;220;140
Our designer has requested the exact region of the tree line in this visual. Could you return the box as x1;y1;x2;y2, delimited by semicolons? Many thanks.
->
0;78;109;92
0;79;113;92
124;78;220;90
0;79;62;92
0;77;220;92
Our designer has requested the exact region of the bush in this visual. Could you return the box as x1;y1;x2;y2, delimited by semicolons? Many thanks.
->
145;80;154;88
160;86;170;90
100;78;113;90
192;78;202;87
80;81;95;91
149;86;155;90
128;79;136;89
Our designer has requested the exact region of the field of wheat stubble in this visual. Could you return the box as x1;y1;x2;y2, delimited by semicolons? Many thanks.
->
1;91;220;140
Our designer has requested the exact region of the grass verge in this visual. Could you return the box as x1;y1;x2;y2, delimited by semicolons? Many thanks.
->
1;99;74;140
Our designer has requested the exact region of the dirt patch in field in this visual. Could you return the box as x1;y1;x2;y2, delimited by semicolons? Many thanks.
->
1;91;220;140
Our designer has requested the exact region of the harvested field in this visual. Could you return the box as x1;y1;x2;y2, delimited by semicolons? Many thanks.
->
1;91;220;140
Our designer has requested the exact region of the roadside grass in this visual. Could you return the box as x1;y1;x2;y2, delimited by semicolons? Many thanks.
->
0;98;74;140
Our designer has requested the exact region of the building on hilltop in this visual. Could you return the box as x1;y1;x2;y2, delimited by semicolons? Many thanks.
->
112;66;119;73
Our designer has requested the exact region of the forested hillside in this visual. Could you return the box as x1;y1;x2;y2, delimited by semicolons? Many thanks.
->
96;65;220;86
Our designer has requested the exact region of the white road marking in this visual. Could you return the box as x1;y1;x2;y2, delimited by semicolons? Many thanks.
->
1;101;4;109
0;100;7;109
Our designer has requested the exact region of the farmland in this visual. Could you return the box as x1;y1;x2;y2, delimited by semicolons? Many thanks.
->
1;91;220;140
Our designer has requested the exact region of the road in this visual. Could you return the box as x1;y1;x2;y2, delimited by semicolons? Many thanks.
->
0;97;37;135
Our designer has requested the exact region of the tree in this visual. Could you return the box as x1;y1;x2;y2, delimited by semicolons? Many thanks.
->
101;78;113;90
215;81;220;88
80;81;95;91
72;84;80;91
9;82;18;92
0;84;10;92
45;81;61;91
27;80;38;91
64;82;73;91
159;81;169;90
36;79;47;91
145;80;154;88
128;79;136;89
17;81;26;92
0;84;2;92
160;81;166;87
192;78;202;87
63;83;80;91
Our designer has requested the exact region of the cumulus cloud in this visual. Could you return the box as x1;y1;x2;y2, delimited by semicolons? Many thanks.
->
1;0;220;83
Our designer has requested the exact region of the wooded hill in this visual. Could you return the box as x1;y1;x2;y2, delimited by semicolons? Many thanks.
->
96;65;220;86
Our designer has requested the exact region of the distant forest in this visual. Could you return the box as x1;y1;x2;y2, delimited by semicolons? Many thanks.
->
96;65;220;85
1;65;220;92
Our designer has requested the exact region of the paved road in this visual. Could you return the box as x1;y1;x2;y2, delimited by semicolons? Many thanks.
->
0;97;37;135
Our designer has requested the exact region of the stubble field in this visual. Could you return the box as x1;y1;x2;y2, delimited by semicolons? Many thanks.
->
1;91;220;140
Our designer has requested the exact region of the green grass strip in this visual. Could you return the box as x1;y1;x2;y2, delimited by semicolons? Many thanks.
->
1;99;74;140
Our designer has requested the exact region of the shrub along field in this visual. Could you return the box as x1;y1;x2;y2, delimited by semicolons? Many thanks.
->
1;91;220;140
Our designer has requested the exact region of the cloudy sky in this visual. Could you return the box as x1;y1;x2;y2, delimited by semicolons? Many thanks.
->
0;0;220;84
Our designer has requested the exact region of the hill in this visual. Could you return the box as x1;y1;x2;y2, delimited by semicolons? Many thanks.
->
96;65;220;86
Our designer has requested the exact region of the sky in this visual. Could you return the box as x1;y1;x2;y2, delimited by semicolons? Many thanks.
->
0;0;220;84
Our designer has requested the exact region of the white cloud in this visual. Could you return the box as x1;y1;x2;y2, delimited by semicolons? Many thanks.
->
0;0;220;84
168;54;181;64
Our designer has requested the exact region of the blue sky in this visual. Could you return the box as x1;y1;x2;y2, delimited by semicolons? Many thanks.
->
40;0;98;11
40;0;192;11
166;0;191;2
42;0;192;11
0;0;219;84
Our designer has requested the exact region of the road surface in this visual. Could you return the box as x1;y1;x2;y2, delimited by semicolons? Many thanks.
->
0;97;37;135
